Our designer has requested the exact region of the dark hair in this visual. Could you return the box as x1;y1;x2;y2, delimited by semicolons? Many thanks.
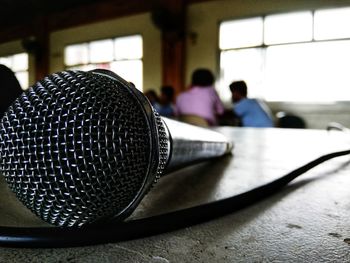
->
144;89;159;104
229;81;248;97
191;68;214;87
161;85;175;101
0;64;23;118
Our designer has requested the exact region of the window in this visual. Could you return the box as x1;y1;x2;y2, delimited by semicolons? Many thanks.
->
314;7;350;40
219;18;263;49
0;53;29;89
219;7;350;102
264;12;313;44
64;35;143;91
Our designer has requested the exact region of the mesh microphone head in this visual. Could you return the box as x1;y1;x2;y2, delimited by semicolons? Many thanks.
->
0;69;170;227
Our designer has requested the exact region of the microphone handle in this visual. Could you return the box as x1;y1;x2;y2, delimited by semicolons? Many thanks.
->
162;118;233;173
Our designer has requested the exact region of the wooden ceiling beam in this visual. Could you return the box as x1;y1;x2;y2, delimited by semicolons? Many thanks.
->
0;0;216;43
0;1;151;43
48;0;152;31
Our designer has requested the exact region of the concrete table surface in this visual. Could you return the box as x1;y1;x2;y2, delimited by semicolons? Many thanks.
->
0;127;350;262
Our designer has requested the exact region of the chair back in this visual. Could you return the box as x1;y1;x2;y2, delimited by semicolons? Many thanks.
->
178;114;209;127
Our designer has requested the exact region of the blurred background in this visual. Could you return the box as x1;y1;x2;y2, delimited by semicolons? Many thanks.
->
1;0;350;129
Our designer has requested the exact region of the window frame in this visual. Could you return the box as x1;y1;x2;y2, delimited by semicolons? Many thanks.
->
64;34;143;90
218;7;350;103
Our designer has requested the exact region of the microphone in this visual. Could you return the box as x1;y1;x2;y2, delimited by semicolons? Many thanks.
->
0;69;233;227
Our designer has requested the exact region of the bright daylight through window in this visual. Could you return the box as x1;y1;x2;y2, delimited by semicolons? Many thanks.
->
219;7;350;103
64;35;143;91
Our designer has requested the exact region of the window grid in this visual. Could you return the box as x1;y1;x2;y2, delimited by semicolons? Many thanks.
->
219;7;350;102
221;8;350;50
64;35;143;91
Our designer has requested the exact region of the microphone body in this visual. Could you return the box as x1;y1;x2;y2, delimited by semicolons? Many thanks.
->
163;118;232;173
0;69;232;227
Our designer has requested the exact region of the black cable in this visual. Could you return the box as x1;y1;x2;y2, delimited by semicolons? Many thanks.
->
0;149;349;248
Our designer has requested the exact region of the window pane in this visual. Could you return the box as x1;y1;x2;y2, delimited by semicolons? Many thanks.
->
12;53;28;71
65;35;143;91
115;35;143;60
314;7;350;40
264;12;313;44
219;18;263;49
89;39;114;63
15;71;29;90
110;60;143;91
265;41;350;102
0;57;12;68
65;44;89;66
219;48;264;103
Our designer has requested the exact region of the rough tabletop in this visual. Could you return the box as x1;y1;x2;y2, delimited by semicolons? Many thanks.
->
0;127;350;262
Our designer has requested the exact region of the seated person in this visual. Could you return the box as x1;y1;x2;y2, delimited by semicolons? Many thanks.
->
229;80;274;127
144;89;160;108
155;85;176;118
176;68;224;126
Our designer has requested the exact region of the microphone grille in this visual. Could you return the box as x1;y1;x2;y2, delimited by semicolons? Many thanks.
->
0;70;164;226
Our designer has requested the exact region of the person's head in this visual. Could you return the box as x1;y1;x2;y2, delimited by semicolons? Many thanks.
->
191;68;214;87
229;80;248;103
144;89;159;105
160;85;175;104
0;64;23;118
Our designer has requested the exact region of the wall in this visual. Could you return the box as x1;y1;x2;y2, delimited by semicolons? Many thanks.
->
50;12;162;93
0;40;23;57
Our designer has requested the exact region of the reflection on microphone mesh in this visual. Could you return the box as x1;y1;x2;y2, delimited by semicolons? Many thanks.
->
0;70;155;227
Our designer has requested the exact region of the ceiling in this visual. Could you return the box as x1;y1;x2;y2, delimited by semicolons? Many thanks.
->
0;0;209;43
0;0;104;27
0;0;156;43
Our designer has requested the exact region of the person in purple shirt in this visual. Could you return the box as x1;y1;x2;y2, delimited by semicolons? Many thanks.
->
176;68;224;126
229;80;274;128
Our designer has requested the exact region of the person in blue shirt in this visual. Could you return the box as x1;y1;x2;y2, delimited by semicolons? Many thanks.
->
229;80;274;127
155;85;176;118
